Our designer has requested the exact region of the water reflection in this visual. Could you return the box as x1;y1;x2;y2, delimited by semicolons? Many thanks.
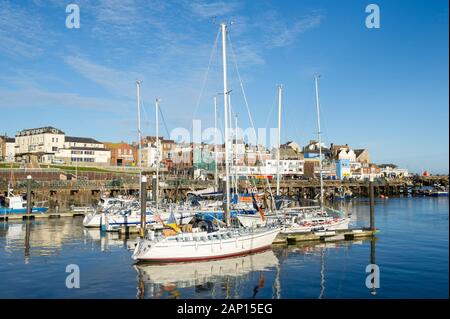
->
0;217;136;261
135;250;280;299
133;238;380;299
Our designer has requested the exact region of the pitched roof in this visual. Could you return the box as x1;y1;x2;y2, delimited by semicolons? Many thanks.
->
68;146;108;151
354;149;367;157
16;126;65;136
65;136;101;144
0;136;14;143
378;163;398;168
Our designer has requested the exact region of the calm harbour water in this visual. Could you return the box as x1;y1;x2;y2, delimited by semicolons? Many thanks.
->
0;197;448;299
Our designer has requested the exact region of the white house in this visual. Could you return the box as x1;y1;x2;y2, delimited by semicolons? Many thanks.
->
55;137;110;165
15;127;65;163
337;149;356;162
233;159;304;177
15;127;110;165
5;138;15;162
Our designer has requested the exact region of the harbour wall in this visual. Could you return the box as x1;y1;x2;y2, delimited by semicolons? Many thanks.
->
1;169;447;209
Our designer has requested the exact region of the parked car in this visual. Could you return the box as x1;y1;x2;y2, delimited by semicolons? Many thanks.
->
52;159;65;164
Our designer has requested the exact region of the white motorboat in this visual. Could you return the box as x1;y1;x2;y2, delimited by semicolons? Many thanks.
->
281;213;350;234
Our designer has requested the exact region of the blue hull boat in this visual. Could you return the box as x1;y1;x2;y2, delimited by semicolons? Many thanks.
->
0;206;48;215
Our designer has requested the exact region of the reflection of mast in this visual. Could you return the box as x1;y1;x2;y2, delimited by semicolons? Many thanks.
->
138;275;145;299
319;247;325;299
370;238;377;296
24;220;31;264
272;264;281;299
272;250;282;299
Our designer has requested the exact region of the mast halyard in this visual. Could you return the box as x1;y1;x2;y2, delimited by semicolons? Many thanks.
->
276;85;283;197
314;75;324;210
221;22;231;226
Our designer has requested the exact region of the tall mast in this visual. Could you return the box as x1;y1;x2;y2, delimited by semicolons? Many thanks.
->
314;75;324;209
155;98;160;211
136;81;143;198
228;94;233;195
234;113;238;196
221;22;230;225
214;96;219;191
276;84;283;196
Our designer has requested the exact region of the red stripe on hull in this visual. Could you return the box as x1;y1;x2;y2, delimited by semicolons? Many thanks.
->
136;245;272;263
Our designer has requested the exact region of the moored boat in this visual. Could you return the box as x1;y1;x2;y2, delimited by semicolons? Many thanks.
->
0;185;48;215
132;225;281;262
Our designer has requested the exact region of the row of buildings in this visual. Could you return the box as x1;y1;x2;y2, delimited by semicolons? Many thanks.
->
0;126;409;180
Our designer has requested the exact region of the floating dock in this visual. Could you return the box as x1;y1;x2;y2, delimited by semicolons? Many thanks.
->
273;228;377;245
114;225;377;245
0;210;86;221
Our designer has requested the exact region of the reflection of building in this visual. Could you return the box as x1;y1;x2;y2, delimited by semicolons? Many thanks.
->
2;220;85;255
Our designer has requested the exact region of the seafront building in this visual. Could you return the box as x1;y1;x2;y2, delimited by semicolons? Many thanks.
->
104;142;137;166
0;136;15;162
1;126;409;180
13;126;111;166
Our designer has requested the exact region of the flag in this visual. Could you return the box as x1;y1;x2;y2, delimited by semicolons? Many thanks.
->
251;193;265;222
153;211;164;225
166;211;181;233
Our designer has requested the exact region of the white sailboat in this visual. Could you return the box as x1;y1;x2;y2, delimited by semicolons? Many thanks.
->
132;23;281;263
280;75;350;235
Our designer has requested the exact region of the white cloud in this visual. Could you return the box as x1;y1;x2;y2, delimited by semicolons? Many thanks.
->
189;0;241;19
65;55;143;98
0;86;129;112
0;1;55;58
257;10;325;48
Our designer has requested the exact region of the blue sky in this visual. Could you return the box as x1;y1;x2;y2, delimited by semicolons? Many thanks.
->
0;0;448;173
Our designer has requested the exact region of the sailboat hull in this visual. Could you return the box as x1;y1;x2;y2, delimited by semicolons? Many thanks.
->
132;227;281;262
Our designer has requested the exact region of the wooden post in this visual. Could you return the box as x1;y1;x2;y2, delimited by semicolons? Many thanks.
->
26;175;32;215
140;175;147;237
369;180;375;231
